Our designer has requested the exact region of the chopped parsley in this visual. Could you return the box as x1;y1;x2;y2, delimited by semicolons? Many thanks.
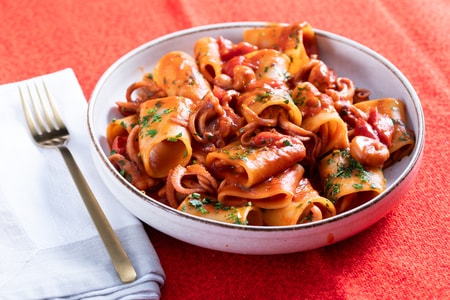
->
282;139;293;147
167;132;183;142
188;199;209;214
146;129;158;137
255;92;272;103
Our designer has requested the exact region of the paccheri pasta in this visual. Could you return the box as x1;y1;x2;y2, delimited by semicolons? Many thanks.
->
106;21;415;226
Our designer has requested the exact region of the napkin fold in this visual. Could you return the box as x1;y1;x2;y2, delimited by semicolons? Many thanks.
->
0;69;165;299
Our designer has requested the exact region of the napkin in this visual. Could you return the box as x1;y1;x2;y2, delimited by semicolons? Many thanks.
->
0;69;165;299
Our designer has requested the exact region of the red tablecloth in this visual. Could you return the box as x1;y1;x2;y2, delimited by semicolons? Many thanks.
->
2;0;448;299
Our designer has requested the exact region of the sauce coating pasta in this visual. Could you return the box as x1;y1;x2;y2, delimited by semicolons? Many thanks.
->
106;22;415;226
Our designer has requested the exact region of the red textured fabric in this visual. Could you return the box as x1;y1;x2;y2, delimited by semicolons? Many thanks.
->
1;0;449;299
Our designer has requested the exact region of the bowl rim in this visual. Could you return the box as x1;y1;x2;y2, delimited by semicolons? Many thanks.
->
88;21;425;233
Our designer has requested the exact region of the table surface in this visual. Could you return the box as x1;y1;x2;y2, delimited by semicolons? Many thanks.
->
2;0;449;299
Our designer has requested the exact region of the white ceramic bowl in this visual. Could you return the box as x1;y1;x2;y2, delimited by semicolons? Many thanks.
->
87;22;424;254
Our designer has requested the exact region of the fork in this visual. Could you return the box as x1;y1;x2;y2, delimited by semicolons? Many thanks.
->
19;81;137;283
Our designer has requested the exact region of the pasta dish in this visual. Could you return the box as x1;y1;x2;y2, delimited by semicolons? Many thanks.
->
105;22;415;226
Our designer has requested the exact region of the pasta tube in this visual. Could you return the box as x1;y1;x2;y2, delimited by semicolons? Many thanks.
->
153;51;211;104
106;114;138;146
239;85;302;126
292;82;349;155
217;163;305;209
243;22;316;75
138;96;194;178
194;37;222;84
263;178;336;225
319;149;386;213
245;49;290;82
205;131;306;187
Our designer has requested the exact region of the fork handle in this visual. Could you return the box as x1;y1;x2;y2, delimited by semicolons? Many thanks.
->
59;146;137;283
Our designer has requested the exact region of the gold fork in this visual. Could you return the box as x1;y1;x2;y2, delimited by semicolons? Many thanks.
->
19;81;137;283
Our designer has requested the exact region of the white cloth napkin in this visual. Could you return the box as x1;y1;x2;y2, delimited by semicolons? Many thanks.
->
0;69;165;299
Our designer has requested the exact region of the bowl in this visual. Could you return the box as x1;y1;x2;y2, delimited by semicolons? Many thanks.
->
87;22;424;254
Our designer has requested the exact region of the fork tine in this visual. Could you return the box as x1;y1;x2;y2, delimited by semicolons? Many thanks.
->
33;82;56;132
19;85;40;136
41;81;66;130
30;83;56;134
